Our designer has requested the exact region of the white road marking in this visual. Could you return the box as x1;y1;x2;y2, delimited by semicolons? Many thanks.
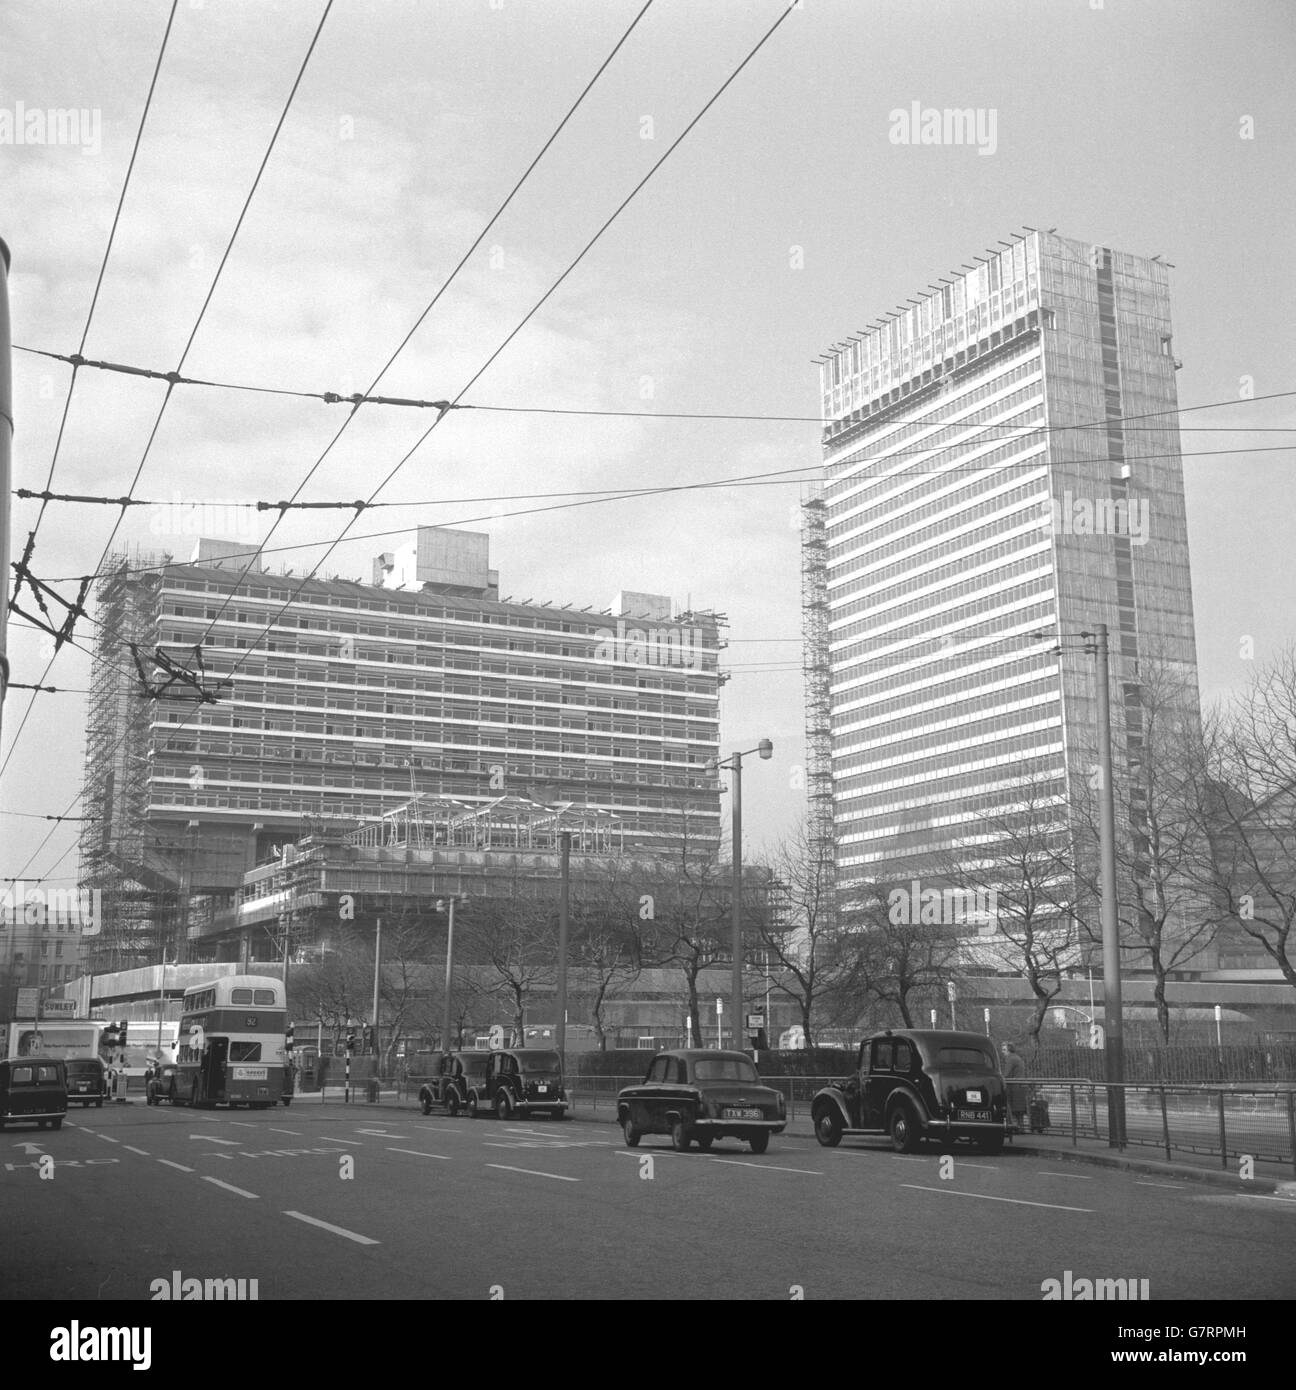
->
157;1159;195;1173
1037;1170;1093;1180
230;1122;257;1128
96;1134;120;1144
269;1128;301;1135
190;1135;241;1146
710;1159;822;1174
320;1137;362;1145
954;1162;999;1171
1134;1181;1184;1189
203;1176;259;1198
485;1164;579;1182
901;1183;1092;1212
1238;1194;1296;1207
387;1147;451;1160
122;1145;151;1156
355;1129;407;1138
284;1211;380;1245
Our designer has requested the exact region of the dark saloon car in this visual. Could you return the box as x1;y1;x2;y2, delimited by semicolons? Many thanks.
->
66;1056;107;1107
0;1056;67;1130
419;1050;491;1117
811;1030;1009;1154
617;1049;786;1153
469;1048;569;1121
146;1065;182;1105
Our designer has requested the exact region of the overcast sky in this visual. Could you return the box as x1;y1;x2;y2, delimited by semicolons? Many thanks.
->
2;0;1293;886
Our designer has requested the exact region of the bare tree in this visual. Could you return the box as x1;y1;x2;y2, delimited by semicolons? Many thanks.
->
1192;649;1296;994
1070;661;1217;1040
749;815;846;1045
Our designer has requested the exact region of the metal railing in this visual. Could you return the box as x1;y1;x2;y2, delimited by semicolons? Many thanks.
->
563;1074;1296;1174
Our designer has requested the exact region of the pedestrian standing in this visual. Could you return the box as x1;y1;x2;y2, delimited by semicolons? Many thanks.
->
1001;1042;1029;1130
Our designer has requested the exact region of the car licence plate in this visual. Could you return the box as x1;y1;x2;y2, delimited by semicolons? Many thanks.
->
723;1107;761;1120
955;1109;991;1122
536;1085;549;1093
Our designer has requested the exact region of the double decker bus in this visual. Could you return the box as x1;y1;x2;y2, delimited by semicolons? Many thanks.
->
175;975;287;1109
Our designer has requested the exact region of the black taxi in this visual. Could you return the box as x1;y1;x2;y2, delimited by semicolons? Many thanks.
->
0;1056;68;1130
469;1048;568;1121
617;1049;786;1153
419;1050;491;1117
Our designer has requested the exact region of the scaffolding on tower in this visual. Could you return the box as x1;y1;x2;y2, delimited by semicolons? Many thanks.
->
800;486;835;901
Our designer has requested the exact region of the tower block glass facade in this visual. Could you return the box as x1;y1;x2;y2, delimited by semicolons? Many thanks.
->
815;231;1200;894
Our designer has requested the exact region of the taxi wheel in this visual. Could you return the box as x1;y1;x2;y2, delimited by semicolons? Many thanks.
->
670;1118;692;1152
814;1109;843;1147
445;1093;460;1117
889;1104;921;1154
421;1095;433;1116
622;1116;641;1147
694;1135;714;1151
748;1132;770;1155
495;1092;512;1122
467;1095;479;1119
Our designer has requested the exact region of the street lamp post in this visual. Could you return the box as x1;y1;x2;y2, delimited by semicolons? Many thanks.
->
438;895;467;1051
556;830;572;1062
709;740;773;1053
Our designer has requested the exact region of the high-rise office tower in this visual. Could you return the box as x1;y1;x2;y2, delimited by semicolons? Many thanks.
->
808;230;1200;906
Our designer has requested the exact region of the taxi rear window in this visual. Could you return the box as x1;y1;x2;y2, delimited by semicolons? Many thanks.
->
938;1046;995;1067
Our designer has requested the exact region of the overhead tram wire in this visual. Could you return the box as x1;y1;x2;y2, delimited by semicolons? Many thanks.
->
17;1;179;563
15;0;799;890
7;0;659;884
1;0;335;780
14;341;1295;432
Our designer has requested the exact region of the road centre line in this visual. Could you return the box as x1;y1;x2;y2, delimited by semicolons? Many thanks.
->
229;1122;257;1128
122;1145;151;1156
710;1159;822;1174
387;1147;451;1160
320;1137;363;1145
96;1133;120;1143
1240;1194;1296;1207
1037;1171;1093;1179
203;1176;259;1198
269;1128;301;1135
901;1183;1092;1212
1134;1180;1184;1189
156;1159;195;1173
285;1211;380;1245
486;1164;579;1182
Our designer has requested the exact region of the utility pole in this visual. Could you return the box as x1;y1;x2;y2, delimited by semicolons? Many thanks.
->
730;753;743;1053
371;914;382;1064
0;237;12;743
1090;624;1126;1146
556;830;571;1063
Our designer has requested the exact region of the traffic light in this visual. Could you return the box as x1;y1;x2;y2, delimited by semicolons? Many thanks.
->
346;1027;356;1051
285;1022;295;1052
118;1021;128;1049
363;1025;374;1053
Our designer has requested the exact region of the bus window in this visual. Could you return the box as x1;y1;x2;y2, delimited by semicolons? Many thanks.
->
229;1042;261;1062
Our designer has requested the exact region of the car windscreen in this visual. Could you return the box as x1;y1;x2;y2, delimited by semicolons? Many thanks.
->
937;1046;996;1068
65;1060;102;1076
692;1058;760;1083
